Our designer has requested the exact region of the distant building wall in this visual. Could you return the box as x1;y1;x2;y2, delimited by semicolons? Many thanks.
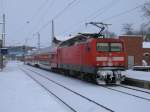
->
119;35;143;68
7;46;35;60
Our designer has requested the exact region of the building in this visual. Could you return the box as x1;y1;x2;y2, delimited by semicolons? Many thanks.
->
119;35;150;68
7;46;35;60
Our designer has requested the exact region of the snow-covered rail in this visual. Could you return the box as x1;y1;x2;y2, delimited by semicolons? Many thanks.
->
118;84;150;94
21;69;78;112
21;68;114;112
27;67;150;102
101;86;150;102
22;65;150;112
24;66;150;102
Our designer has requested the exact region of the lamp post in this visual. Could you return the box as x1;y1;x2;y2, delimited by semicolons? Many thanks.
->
0;14;5;70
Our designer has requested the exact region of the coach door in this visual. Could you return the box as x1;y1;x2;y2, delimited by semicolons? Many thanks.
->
128;56;134;68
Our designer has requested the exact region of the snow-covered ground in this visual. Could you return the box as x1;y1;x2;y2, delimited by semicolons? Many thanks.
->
0;61;70;112
0;61;150;112
123;70;150;81
24;64;150;112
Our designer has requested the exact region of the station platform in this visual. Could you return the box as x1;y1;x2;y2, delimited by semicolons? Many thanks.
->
122;70;150;89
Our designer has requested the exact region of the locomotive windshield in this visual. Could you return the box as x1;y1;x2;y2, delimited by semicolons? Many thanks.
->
96;43;122;52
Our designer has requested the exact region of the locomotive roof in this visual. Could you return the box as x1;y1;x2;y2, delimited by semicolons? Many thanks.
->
59;33;121;47
78;33;104;38
59;34;91;47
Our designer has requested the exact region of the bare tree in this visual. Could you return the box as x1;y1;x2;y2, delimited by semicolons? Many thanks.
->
122;23;134;35
142;1;150;19
138;23;147;35
142;1;150;33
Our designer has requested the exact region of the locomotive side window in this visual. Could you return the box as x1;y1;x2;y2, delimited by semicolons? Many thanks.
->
96;43;109;51
110;43;122;52
97;42;122;52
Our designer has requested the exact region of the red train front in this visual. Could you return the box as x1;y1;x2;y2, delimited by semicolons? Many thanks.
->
25;22;127;85
57;33;126;84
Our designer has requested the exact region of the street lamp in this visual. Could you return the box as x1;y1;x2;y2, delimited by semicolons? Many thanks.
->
0;21;5;70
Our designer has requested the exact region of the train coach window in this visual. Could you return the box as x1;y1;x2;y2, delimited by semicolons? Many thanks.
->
96;43;109;51
110;43;122;52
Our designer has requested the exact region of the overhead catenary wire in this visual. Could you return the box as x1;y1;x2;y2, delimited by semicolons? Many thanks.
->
25;0;55;38
29;0;50;22
22;0;78;47
101;3;145;21
59;0;120;36
69;2;146;35
89;0;121;20
37;0;78;32
53;0;78;20
12;0;53;38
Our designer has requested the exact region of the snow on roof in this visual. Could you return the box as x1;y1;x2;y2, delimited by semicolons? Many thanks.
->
143;42;150;48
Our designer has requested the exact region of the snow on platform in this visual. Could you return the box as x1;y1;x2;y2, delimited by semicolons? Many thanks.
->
0;61;69;112
123;70;150;82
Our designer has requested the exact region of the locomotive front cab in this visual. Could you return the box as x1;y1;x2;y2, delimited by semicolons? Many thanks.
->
94;38;126;84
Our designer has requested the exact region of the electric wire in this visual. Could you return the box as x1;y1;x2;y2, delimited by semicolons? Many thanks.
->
29;0;50;22
101;3;145;21
69;2;146;36
59;0;120;36
37;0;78;32
12;0;53;40
25;0;55;38
23;0;78;47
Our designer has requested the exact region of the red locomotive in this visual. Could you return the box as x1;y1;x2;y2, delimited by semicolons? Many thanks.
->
25;22;127;84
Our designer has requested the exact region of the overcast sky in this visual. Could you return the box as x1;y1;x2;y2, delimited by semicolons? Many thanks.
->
0;0;149;47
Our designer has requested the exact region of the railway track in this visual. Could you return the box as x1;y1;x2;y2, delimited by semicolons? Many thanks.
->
118;84;150;95
21;68;114;112
21;69;77;112
23;66;150;102
100;86;150;102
